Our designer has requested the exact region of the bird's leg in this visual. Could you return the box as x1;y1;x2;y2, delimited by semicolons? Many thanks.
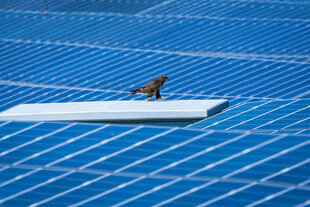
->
161;96;168;100
148;97;153;101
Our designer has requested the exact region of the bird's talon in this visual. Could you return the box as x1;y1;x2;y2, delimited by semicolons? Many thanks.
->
162;96;168;100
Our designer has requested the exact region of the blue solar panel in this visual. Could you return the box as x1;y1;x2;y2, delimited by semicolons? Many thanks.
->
145;0;310;20
0;0;309;206
0;40;309;100
0;0;166;14
189;100;310;133
0;10;309;58
0;121;309;206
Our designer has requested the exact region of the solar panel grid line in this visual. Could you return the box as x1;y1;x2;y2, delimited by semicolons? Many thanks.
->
94;54;182;90
111;56;221;92
110;133;289;206
130;57;228;93
24;48;105;81
58;131;237;207
226;22;301;54
0;85;48;110
0;42;31;66
66;17;127;44
0;121;10;127
0;126;142;205
110;177;183;207
2;47;73;81
69;176;147;207
3;37;308;66
74;53;168;89
246;179;310;207
148;0;310;20
217;62;304;96
232;64;309;98
267;25;310;52
196;182;255;207
154;137;310;207
222;138;310;179
137;0;175;15
78;127;177;170
0;84;85;111
253;105;310;130
43;126;143;168
189;21;270;52
148;12;310;24
24;48;98;84
0;123;77;162
28;130;215;206
29;48;125;85
0;169;74;205
269;78;310;99
279;117;310;131
0;75;129;95
197;159;310;207
245;75;310;99
5;46;83;81
167;60;256;94
12;125;110;167
251;22;309;52
292;88;310;99
95;17;162;46
185;133;287;178
171;21;248;52
225;100;298;130
0;122;42;142
0;165;41;189
296;199;310;207
0;128;245;205
48;49;140;87
148;20;223;51
26;127;177;206
0;44;54;73
201;21;293;53
148;132;250;177
3;9;302;56
199;100;274;130
152;179;219;207
194;61;281;95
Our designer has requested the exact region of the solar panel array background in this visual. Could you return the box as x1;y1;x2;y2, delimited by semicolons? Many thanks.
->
0;0;309;206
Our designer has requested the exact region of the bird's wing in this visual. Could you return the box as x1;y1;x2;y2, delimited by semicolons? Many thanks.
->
144;80;156;87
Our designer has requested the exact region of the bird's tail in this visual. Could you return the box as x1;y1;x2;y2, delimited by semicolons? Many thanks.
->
130;89;138;95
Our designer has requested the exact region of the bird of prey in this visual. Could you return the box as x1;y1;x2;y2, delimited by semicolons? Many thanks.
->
130;75;169;101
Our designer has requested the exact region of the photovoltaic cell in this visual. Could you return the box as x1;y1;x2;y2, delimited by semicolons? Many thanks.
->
0;0;166;14
0;122;309;206
189;100;310;133
0;10;309;57
0;40;309;100
0;0;309;206
145;0;310;20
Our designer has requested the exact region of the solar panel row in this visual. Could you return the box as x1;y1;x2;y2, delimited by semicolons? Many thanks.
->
0;0;309;206
1;0;309;20
1;40;309;100
145;0;310;20
0;121;309;206
0;0;165;14
0;10;309;58
190;100;310;133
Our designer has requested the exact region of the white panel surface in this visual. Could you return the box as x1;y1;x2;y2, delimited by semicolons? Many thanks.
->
0;100;229;122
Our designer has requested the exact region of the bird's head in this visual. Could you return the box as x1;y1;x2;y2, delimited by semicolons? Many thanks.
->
159;75;169;82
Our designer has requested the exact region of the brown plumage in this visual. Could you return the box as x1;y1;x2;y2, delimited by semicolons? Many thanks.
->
130;75;169;101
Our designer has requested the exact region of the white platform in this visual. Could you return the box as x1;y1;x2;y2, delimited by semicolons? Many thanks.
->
0;100;228;122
